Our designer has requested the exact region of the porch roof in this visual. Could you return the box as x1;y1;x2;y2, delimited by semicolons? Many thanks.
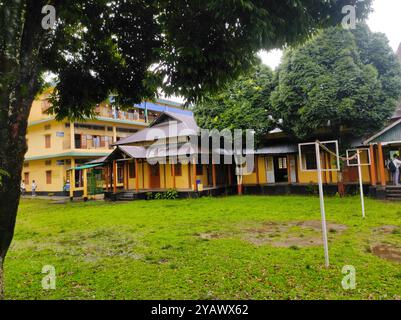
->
245;144;298;155
364;118;401;145
104;146;147;162
68;163;103;171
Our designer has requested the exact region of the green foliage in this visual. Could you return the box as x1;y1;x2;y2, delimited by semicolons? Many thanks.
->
194;64;276;145
0;1;373;120
271;24;401;139
305;183;318;195
154;189;179;200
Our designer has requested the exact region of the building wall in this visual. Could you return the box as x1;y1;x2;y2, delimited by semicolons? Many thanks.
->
26;120;66;158
126;162;210;191
22;157;70;193
241;152;371;186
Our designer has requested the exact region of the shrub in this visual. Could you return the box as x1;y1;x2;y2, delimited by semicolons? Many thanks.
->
153;189;179;200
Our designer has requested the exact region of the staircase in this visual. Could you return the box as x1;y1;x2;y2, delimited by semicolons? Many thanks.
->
385;186;401;201
116;192;135;201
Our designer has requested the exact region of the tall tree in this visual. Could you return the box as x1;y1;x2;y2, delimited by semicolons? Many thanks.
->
270;24;401;140
0;0;371;298
194;64;275;146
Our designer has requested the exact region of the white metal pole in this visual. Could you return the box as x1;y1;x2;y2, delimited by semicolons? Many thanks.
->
357;151;366;218
315;142;330;268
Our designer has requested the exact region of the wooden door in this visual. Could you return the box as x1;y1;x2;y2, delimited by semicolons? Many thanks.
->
149;164;160;189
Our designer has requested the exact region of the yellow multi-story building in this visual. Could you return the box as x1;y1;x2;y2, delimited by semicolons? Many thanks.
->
23;92;187;195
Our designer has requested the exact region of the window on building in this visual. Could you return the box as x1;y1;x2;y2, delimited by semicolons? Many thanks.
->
75;134;82;149
24;172;29;185
45;134;51;148
44;124;51;130
196;164;203;175
129;162;136;178
305;153;317;170
45;160;52;166
171;163;182;176
278;157;287;169
46;170;52;184
116;127;138;134
74;123;106;131
23;162;29;168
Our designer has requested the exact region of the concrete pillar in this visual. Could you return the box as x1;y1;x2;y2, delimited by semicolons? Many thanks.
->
83;168;88;201
112;126;117;143
69;170;74;200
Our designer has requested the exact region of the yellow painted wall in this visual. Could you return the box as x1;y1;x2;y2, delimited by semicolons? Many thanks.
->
22;158;70;192
126;161;211;191
243;156;267;185
241;153;372;185
28;94;52;122
26;120;66;158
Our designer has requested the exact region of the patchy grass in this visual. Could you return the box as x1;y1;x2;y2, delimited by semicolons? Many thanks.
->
5;195;401;300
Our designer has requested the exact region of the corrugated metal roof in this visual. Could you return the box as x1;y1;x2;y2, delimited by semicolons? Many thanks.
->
86;156;108;164
115;112;199;146
135;101;193;116
145;144;210;159
249;144;298;155
119;146;147;158
364;118;401;144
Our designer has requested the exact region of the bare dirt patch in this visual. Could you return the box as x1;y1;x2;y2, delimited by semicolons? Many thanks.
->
372;245;401;263
197;232;223;240
372;225;401;235
297;220;347;233
196;220;347;248
243;220;347;247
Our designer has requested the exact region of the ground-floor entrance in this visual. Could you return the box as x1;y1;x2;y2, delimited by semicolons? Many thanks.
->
149;164;160;189
273;156;288;183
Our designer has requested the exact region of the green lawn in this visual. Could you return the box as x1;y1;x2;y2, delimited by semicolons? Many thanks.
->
5;195;401;300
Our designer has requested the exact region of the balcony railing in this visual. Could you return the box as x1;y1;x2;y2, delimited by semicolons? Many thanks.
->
63;136;114;150
95;106;160;123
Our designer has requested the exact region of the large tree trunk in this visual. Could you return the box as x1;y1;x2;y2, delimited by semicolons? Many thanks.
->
0;1;45;299
0;88;36;300
0;257;4;300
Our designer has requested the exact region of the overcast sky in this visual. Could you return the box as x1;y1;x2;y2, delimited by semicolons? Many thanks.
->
259;0;401;69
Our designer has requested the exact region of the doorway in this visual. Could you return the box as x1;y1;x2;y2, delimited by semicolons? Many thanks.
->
149;164;160;189
273;156;288;183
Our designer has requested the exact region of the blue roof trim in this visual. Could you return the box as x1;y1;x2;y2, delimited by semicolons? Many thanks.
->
135;101;193;116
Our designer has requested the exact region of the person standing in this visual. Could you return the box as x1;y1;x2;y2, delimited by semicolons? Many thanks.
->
31;180;37;197
391;155;401;186
20;180;26;196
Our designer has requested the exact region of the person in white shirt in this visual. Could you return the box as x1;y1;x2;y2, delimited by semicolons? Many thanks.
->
31;180;37;197
392;155;401;185
20;181;26;196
